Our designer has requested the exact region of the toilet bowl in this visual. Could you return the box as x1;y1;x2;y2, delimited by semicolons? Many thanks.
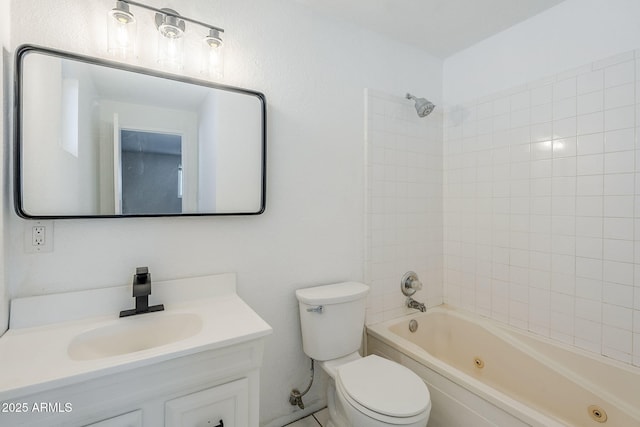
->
296;282;431;427
327;354;430;427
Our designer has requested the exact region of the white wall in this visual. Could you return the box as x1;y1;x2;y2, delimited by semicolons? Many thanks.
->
442;0;640;367
20;55;100;216
444;0;640;105
75;63;100;214
198;90;263;213
364;89;443;324
0;0;10;335
21;55;69;215
198;93;218;212
7;0;442;425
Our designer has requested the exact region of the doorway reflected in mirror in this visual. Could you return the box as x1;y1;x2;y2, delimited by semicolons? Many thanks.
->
120;130;183;215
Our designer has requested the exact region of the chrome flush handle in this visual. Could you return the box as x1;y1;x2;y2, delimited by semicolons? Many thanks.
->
306;305;323;313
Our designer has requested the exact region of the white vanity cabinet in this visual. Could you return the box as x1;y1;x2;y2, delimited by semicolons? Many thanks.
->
165;378;249;427
1;340;265;427
0;274;272;427
84;410;142;426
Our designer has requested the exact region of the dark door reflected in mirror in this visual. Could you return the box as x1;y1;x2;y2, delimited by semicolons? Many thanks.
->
120;130;182;215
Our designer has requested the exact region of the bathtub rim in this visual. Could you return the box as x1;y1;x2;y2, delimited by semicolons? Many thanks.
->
366;304;640;427
367;333;542;427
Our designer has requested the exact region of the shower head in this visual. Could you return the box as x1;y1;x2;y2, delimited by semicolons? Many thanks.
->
406;93;435;118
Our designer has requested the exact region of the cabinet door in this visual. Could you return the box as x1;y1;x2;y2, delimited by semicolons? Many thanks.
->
165;378;249;427
84;410;142;427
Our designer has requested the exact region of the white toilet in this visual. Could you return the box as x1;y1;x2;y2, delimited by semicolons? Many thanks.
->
296;282;431;427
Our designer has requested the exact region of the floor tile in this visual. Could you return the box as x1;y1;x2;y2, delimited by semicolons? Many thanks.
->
285;415;321;427
313;407;329;426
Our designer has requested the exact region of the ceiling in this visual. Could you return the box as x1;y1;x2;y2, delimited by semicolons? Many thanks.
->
296;0;566;58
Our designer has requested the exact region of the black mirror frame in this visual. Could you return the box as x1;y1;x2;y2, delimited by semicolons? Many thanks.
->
14;44;267;219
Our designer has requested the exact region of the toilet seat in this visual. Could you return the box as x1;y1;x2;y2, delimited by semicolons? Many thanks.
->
336;355;430;424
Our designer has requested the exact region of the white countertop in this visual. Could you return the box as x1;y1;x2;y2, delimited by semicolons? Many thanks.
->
0;274;272;401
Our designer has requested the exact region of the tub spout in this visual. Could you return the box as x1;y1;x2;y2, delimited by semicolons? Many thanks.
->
407;297;426;312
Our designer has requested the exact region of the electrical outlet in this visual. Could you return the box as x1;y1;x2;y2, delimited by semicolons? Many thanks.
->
32;226;46;246
25;221;54;253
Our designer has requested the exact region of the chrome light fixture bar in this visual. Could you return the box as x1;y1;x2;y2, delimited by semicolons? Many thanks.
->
125;0;224;34
107;0;225;77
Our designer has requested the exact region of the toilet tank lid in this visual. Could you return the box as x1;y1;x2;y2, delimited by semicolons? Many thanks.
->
296;282;369;305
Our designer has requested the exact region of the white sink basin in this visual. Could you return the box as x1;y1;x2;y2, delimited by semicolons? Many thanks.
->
1;274;273;400
68;312;202;361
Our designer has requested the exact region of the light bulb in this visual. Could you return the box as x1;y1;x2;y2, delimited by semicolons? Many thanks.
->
201;28;224;78
107;1;136;59
155;9;185;70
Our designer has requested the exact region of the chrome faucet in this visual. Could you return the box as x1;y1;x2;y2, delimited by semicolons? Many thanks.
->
401;271;426;312
407;297;426;312
119;267;165;317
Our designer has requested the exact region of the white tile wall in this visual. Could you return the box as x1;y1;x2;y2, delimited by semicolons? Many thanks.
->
443;50;640;367
364;89;443;324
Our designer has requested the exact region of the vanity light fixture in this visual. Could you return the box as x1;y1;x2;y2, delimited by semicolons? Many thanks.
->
106;0;225;77
202;28;224;78
155;8;185;69
107;1;137;59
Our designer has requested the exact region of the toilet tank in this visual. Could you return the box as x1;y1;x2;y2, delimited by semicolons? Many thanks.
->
296;282;369;361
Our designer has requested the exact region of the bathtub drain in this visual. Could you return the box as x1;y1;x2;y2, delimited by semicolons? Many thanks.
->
588;405;607;423
474;357;484;369
408;319;418;333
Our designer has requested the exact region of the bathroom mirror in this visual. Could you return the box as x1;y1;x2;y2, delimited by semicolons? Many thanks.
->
15;45;266;218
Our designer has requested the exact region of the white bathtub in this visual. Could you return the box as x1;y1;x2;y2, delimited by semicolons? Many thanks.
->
366;305;640;427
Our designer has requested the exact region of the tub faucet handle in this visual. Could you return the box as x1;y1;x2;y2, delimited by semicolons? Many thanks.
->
409;277;422;290
401;271;422;296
